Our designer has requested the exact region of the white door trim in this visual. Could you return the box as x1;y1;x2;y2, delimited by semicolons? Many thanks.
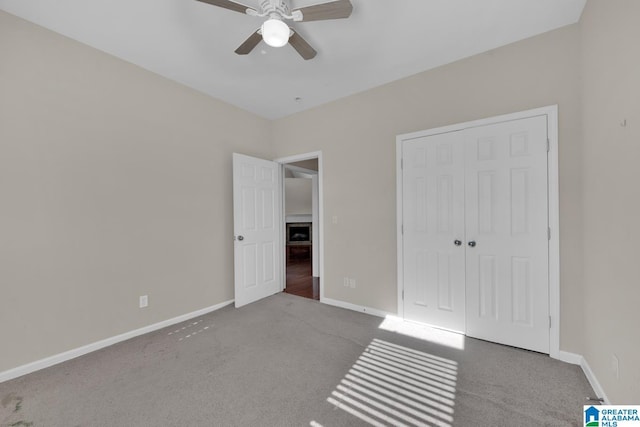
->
282;164;318;275
274;151;325;301
396;105;561;359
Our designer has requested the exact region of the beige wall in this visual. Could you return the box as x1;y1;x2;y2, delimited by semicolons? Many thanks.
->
272;25;585;354
287;159;318;171
0;11;272;372
3;1;638;404
580;0;640;403
285;178;313;216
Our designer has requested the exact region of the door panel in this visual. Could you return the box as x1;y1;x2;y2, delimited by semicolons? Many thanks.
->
401;115;550;353
464;116;549;353
402;131;466;332
233;153;282;308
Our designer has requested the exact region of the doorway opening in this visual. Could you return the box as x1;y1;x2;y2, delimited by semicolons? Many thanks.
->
278;153;322;301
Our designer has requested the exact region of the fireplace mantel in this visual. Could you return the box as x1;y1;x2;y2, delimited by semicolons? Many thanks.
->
285;214;312;223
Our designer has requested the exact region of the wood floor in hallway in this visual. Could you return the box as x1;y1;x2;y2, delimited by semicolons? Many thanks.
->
284;251;319;300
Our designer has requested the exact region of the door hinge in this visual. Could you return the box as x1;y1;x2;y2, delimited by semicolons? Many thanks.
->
546;138;550;152
549;316;552;329
402;289;404;300
548;227;551;240
401;224;404;235
400;158;403;169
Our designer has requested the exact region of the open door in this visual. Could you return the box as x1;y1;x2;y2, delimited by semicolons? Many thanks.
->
233;153;282;308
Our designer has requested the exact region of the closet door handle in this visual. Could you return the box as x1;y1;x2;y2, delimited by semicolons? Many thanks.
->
468;241;476;248
454;240;462;246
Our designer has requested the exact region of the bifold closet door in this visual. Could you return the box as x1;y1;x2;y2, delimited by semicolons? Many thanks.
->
464;116;550;353
402;131;466;332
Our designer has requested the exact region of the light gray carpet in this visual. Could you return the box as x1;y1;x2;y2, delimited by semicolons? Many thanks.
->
1;293;593;426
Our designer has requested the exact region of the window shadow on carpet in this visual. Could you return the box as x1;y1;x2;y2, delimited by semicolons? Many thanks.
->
324;338;458;426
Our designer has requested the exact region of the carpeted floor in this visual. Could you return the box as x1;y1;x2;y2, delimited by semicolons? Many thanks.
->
0;293;593;426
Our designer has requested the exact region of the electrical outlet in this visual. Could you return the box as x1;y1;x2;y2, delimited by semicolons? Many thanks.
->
612;354;619;379
139;295;148;308
349;279;356;289
343;277;349;287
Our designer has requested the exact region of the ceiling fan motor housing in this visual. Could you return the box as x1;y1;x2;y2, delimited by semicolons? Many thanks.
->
259;0;292;19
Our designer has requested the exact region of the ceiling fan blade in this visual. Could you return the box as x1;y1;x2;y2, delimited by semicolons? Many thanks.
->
235;30;262;55
195;0;255;14
293;0;353;22
289;31;317;60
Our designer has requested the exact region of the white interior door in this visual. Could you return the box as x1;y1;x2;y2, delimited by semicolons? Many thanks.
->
233;153;282;308
402;130;467;332
464;116;549;353
401;114;550;353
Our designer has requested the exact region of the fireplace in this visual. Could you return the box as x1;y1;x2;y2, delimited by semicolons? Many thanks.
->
286;222;312;245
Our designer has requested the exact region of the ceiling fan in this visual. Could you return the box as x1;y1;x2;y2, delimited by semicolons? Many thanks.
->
195;0;353;60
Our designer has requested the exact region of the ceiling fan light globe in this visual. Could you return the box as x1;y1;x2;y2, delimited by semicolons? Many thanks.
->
261;19;290;48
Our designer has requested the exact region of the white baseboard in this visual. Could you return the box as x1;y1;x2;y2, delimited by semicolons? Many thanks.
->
555;350;583;365
321;297;391;318
580;356;611;404
549;350;610;404
0;299;234;384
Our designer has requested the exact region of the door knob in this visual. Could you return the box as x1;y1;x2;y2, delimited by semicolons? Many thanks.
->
454;240;462;246
237;235;244;241
468;241;476;248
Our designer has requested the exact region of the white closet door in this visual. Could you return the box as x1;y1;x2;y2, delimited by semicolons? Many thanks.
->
464;116;549;353
402;131;466;332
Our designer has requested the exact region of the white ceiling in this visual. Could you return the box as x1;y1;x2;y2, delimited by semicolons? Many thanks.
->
0;0;586;119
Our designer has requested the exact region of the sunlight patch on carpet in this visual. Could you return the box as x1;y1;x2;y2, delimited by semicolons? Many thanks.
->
166;318;214;342
378;316;465;350
327;339;457;426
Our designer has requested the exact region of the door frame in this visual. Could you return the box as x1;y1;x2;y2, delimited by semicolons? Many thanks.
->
282;163;319;276
275;151;325;301
396;105;560;359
